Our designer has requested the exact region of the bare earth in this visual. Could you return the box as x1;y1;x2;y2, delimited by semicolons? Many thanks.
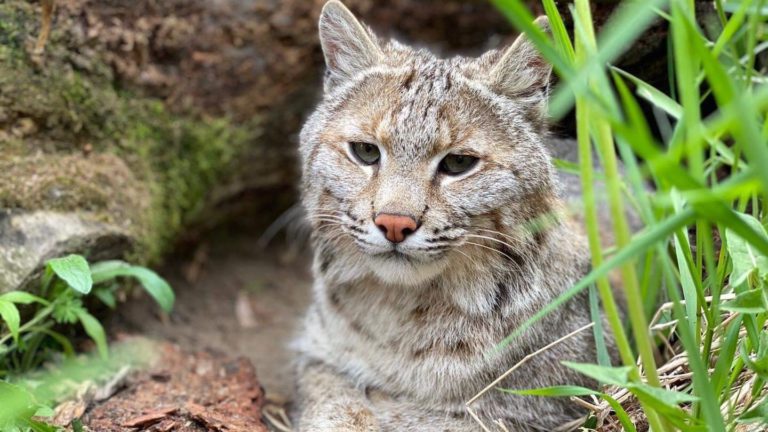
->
107;232;313;404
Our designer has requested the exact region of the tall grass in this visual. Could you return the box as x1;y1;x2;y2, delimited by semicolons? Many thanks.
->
489;0;768;429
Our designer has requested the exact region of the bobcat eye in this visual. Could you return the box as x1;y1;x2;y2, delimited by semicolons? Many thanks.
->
350;142;380;165
438;154;478;176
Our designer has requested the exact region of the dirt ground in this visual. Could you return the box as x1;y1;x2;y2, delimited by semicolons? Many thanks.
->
107;229;313;407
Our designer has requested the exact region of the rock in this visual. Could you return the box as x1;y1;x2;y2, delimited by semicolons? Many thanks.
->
0;0;256;277
0;210;132;292
0;150;146;292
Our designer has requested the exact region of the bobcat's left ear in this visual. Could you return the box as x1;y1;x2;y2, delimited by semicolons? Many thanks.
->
319;1;383;91
489;16;552;100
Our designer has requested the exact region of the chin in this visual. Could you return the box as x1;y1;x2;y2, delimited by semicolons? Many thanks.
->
365;253;449;286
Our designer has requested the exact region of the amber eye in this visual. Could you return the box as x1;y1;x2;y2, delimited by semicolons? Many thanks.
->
439;154;478;175
350;142;381;165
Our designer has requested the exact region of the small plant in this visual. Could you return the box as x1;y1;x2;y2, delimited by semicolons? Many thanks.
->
0;254;173;431
0;254;174;374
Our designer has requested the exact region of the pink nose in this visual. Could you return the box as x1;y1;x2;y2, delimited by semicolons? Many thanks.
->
374;213;418;243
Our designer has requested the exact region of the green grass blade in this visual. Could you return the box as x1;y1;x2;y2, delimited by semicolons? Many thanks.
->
495;209;696;352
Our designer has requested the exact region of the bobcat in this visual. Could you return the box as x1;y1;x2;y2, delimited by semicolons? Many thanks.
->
294;1;613;430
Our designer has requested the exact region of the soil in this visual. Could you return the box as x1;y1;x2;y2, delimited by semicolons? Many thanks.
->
106;229;313;410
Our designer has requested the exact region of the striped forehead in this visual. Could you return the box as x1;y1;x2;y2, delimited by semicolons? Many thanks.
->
387;61;455;157
322;60;489;162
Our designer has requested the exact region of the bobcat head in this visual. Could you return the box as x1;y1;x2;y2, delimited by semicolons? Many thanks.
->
300;0;559;286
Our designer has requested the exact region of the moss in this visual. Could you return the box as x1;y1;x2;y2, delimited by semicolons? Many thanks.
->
118;105;253;260
0;1;257;263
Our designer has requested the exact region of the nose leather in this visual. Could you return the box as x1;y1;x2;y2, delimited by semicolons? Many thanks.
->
374;213;418;243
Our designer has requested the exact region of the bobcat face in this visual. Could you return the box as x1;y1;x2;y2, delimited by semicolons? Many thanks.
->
301;1;556;285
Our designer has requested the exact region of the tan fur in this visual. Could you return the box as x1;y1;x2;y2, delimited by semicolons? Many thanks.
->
294;2;615;430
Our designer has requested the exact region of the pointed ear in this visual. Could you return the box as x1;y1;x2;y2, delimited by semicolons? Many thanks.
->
319;0;383;90
488;16;552;99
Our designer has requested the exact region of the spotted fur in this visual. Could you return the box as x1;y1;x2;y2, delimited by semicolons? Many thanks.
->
294;1;615;430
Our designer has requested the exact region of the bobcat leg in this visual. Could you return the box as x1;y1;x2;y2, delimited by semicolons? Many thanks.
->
296;360;379;432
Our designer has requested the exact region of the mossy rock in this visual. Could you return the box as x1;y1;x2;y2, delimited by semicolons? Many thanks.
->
0;0;257;291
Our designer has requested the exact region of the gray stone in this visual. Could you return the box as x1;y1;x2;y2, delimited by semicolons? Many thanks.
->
0;210;132;292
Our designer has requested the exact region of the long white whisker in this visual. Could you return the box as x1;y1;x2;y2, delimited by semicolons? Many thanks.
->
311;218;346;225
463;234;520;252
463;241;517;262
307;215;346;222
470;227;526;244
451;247;481;269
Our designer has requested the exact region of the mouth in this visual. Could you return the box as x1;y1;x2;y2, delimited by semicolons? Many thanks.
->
372;248;413;261
364;244;451;286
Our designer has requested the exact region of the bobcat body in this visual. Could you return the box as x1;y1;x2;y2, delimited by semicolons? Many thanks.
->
294;2;612;430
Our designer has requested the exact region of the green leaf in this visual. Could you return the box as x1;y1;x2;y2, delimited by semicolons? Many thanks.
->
712;316;745;396
542;0;575;61
33;406;55;418
671;189;700;331
614;67;682;119
0;381;37;426
0;292;48;306
552;158;581;175
26;420;59;432
499;385;599;397
0;300;20;344
738;399;768;424
72;419;84;432
726;214;768;287
722;289;768;313
499;385;637;432
47;255;92;294
600;392;638;432
628;383;699;425
561;361;632;386
93;287;117;309
550;0;668;117
75;309;108;360
588;285;611;367
741;334;768;380
36;328;76;357
52;297;85;325
91;261;174;313
629;382;699;405
89;260;131;282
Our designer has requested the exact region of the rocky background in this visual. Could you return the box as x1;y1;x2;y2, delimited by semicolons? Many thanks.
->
0;0;688;292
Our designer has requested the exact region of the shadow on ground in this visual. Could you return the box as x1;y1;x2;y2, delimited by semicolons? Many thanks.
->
107;231;312;403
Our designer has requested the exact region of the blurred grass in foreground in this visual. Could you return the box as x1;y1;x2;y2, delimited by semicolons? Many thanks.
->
0;339;157;431
489;0;768;430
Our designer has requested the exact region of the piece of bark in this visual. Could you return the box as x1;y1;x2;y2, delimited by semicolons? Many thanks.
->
81;341;267;432
121;408;177;428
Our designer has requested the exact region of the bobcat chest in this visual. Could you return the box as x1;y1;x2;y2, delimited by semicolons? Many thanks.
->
320;278;504;400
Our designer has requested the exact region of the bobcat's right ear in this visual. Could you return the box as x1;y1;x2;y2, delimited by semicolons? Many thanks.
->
319;0;383;90
488;16;553;100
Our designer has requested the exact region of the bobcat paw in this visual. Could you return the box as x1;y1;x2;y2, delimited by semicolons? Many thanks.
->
300;406;379;431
